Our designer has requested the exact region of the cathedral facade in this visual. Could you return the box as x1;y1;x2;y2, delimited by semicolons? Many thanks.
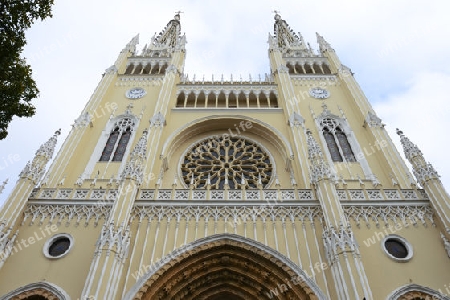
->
0;13;449;300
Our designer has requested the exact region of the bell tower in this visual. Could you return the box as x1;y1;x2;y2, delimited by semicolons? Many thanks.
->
0;11;449;300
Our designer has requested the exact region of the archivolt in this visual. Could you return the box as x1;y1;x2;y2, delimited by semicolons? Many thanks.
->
0;281;71;300
125;234;326;300
387;283;450;300
160;115;294;162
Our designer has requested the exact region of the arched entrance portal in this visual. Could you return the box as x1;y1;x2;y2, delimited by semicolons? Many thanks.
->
126;234;326;300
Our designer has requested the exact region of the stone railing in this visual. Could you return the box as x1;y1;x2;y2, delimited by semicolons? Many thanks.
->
29;187;428;202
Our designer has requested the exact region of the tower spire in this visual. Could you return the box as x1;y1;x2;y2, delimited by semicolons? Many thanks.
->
149;12;184;52
271;12;305;51
396;129;439;185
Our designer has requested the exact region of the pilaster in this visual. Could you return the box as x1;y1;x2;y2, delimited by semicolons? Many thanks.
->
306;129;373;300
81;129;148;299
397;129;450;235
0;130;60;269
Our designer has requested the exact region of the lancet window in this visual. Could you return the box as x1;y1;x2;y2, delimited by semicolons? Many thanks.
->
99;118;135;162
320;118;356;162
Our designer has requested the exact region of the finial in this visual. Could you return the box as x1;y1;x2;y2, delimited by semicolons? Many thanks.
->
55;129;61;136
273;10;282;20
174;11;183;20
396;128;404;136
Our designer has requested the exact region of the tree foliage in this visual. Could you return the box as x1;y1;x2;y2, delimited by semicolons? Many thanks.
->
0;0;54;140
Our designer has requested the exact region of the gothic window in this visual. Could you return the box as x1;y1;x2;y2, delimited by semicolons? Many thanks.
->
323;128;342;162
181;136;273;189
99;118;135;162
320;118;356;162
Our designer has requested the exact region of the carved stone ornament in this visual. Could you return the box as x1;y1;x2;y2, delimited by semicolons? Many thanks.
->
73;112;92;128
150;112;166;127
440;233;450;258
125;234;327;300
323;225;359;264
306;129;332;183
316;32;334;52
0;222;17;267
20;130;60;183
365;111;383;128
125;87;146;99
96;221;130;260
120;130;148;184
289;112;305;127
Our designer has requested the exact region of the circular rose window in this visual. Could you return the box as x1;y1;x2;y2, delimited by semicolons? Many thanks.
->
181;136;273;189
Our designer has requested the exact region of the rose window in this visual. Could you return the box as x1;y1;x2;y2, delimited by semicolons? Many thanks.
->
181;136;273;189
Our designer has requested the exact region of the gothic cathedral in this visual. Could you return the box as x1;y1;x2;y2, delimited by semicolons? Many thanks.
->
0;13;449;300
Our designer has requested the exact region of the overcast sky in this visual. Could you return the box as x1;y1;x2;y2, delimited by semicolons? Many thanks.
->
1;0;449;206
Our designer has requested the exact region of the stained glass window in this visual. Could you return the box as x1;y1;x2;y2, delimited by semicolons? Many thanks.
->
323;128;342;162
112;128;131;161
99;118;135;162
336;128;356;162
320;118;356;163
48;237;70;257
384;239;408;259
181;136;272;189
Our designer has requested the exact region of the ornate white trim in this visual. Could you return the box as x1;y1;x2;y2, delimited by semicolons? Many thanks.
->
81;114;139;182
23;204;110;227
160;114;294;164
124;233;328;300
344;204;434;228
131;205;322;224
96;222;130;260
0;281;71;300
441;233;450;258
386;283;450;300
177;134;276;189
323;225;359;264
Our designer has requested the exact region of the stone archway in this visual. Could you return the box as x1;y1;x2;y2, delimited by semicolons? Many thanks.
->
387;283;450;300
0;282;71;300
126;234;326;300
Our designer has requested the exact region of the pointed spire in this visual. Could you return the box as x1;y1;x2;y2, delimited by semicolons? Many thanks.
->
396;129;423;161
125;34;139;53
396;129;440;185
149;13;183;51
316;32;334;52
120;129;148;184
0;179;8;195
20;129;60;183
271;12;305;51
36;129;60;160
306;129;333;183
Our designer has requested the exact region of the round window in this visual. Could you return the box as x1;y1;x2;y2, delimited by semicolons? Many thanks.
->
382;235;413;262
181;136;273;189
44;234;73;259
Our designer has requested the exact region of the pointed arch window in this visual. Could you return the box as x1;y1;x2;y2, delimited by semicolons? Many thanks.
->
99;118;135;162
320;118;356;162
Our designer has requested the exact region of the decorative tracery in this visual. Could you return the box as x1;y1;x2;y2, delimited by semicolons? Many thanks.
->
99;118;135;162
181;136;273;189
320;118;356;162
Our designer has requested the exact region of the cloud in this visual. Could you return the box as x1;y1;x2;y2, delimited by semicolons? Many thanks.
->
375;72;450;190
1;0;450;207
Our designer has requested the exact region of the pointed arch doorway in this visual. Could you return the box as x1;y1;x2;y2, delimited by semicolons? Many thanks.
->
125;234;326;300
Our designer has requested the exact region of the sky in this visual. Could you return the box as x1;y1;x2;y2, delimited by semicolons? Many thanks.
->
1;0;450;206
